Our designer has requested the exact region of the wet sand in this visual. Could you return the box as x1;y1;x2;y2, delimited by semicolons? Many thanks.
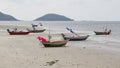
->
0;25;120;68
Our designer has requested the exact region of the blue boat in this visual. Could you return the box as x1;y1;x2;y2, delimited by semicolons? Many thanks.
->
61;33;89;41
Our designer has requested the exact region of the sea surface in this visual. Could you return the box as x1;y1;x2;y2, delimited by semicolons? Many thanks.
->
0;21;120;52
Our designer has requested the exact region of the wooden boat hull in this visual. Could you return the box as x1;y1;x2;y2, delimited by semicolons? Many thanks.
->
94;31;111;35
29;29;45;33
8;32;30;35
41;40;68;47
61;33;89;41
7;29;30;35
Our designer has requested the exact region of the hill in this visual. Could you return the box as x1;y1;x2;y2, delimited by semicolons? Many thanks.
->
34;13;74;21
0;12;18;21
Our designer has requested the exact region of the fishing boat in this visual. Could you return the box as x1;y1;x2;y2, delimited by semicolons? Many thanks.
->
37;24;68;47
61;33;89;41
41;40;68;47
62;27;89;41
94;29;111;35
37;36;68;47
28;23;46;33
7;29;30;35
28;29;46;33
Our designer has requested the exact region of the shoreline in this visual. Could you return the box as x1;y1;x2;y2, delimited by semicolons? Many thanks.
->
0;24;120;68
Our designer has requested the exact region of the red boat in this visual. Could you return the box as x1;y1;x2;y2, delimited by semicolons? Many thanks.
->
7;29;30;35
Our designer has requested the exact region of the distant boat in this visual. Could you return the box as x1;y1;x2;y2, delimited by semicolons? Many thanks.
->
27;23;46;33
41;40;68;47
7;29;30;35
28;29;46;33
94;29;111;35
61;33;89;41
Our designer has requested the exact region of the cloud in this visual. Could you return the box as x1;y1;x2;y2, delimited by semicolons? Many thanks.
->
0;0;120;21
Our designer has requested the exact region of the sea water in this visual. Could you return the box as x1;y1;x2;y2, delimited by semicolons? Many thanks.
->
0;21;120;51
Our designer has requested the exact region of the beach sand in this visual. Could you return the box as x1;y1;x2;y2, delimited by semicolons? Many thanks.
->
0;25;120;68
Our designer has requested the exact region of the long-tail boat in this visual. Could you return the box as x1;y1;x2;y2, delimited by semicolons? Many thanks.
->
37;36;68;47
41;40;68;47
94;29;111;35
7;29;30;35
28;23;46;33
61;33;89;41
28;29;46;33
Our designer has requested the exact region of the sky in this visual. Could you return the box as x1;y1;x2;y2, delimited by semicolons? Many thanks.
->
0;0;120;21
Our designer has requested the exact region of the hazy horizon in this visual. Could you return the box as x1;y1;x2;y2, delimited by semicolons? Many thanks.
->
0;0;120;21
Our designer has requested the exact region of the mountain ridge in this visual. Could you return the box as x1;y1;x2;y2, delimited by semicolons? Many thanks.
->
34;13;74;21
0;12;19;21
